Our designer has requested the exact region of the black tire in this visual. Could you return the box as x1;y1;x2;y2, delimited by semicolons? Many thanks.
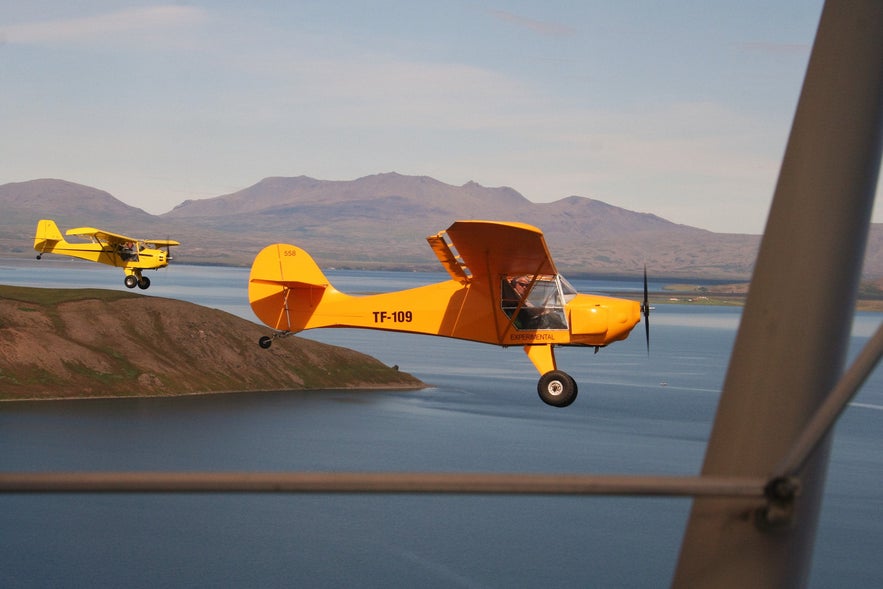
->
138;276;151;290
258;336;273;349
537;370;578;407
124;275;138;289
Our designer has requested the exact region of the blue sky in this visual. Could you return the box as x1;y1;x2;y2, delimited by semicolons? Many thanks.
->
4;1;869;234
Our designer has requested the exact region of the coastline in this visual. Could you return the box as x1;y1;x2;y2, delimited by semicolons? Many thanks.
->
0;383;427;403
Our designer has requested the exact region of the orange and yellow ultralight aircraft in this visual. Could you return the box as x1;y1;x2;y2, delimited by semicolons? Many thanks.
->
249;220;649;407
33;219;179;290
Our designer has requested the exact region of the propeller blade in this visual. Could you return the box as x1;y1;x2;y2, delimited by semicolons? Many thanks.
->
642;265;650;354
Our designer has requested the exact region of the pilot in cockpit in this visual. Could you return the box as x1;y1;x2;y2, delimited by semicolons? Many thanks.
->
502;275;567;330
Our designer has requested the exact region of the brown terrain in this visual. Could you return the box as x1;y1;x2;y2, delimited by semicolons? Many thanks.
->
0;285;423;400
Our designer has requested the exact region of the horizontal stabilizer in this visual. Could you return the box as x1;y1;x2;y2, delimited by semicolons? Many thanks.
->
250;277;329;290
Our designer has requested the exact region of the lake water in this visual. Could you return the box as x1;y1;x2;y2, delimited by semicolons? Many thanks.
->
0;259;881;587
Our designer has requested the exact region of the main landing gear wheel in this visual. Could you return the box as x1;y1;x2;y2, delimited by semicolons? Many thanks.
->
138;276;151;290
537;370;578;407
124;275;138;289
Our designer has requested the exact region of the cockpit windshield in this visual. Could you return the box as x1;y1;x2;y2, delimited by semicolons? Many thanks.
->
501;274;569;330
559;275;578;302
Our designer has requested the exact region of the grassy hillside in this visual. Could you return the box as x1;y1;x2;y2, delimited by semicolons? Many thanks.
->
0;285;423;400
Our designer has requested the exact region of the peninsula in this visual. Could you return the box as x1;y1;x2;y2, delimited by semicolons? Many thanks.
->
0;285;423;400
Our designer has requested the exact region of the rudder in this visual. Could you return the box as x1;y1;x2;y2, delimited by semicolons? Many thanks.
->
33;219;66;254
248;243;332;332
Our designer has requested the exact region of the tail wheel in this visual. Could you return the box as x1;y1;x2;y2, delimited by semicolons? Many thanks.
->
258;336;273;349
124;275;138;289
537;370;578;407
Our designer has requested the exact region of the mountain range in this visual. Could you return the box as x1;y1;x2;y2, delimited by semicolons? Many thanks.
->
2;174;882;281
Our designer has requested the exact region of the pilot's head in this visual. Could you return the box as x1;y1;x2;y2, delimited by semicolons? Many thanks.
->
512;277;530;294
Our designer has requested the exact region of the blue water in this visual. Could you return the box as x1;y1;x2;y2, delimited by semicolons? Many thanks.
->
0;259;881;587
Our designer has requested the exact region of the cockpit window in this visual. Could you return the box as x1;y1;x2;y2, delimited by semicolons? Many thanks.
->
501;274;568;330
558;275;578;302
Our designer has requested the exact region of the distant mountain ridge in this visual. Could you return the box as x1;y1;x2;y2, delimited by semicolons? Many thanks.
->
2;174;880;280
0;179;154;226
166;172;686;239
155;172;750;277
170;174;527;218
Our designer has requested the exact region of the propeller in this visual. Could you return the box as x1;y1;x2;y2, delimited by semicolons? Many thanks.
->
163;234;174;263
641;265;651;354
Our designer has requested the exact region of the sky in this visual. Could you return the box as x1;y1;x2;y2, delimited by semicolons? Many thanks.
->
3;0;875;234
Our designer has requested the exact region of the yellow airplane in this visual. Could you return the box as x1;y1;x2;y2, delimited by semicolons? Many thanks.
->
33;219;179;290
249;220;649;407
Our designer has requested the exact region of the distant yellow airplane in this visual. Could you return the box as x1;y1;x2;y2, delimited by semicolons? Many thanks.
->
33;219;179;290
249;220;649;407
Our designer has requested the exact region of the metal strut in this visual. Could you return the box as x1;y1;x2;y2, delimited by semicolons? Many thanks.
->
773;321;883;478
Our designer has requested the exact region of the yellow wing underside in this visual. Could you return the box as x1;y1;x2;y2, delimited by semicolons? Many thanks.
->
428;220;557;282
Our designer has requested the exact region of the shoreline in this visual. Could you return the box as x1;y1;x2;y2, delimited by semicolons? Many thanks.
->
0;383;429;403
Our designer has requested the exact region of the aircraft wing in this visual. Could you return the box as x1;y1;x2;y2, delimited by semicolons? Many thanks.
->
65;227;179;247
440;220;558;280
66;227;138;245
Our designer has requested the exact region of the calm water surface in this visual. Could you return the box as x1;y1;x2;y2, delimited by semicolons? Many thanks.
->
0;260;881;587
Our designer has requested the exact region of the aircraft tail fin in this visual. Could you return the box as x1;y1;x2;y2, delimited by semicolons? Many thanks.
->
248;243;333;332
33;219;66;254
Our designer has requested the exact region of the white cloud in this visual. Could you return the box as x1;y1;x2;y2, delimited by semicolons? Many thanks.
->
2;5;206;45
488;9;577;37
